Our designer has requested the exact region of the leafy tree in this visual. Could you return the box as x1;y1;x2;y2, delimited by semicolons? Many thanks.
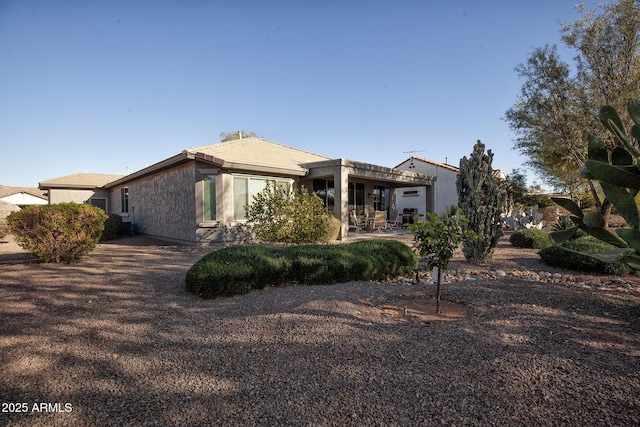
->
505;169;527;203
505;0;640;214
501;168;527;214
409;210;478;313
506;45;589;192
245;181;332;244
219;130;258;142
457;140;507;264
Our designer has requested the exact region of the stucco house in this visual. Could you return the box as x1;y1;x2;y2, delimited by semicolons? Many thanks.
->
39;137;436;244
0;186;48;206
39;173;124;212
394;156;460;215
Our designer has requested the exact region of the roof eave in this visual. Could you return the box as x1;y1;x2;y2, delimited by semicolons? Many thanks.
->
105;151;224;188
39;183;106;190
304;158;435;185
222;162;309;177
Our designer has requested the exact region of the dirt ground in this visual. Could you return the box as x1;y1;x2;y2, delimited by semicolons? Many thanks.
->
1;230;636;324
1;232;638;425
0;233;471;322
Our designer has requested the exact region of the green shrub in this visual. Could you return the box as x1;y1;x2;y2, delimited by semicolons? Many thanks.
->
510;228;551;249
538;236;631;275
7;202;107;263
323;216;342;241
246;182;332;244
185;239;417;298
101;213;123;241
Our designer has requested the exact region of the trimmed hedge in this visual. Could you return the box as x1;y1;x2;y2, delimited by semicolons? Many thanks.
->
7;202;106;263
510;228;551;249
186;239;418;298
538;236;631;275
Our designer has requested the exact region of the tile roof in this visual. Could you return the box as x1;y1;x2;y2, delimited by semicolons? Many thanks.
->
186;137;331;174
39;173;124;189
0;186;47;200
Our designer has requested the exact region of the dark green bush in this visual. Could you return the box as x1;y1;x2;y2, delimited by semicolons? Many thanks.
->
509;228;551;249
538;236;631;275
185;239;417;298
101;214;123;241
7;202;107;263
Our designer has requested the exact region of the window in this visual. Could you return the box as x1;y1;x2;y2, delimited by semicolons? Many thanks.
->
348;183;365;215
313;179;335;211
89;198;107;211
203;176;216;221
373;185;390;212
120;188;129;213
233;176;290;220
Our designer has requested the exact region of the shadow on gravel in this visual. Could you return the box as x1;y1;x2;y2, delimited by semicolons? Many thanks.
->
0;236;639;426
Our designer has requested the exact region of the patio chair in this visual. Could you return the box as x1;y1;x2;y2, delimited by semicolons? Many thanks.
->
363;206;375;227
371;210;387;233
385;211;401;230
349;210;367;235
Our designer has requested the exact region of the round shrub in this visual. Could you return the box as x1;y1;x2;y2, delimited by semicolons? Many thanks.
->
185;239;418;298
323;216;342;241
509;228;551;249
538;236;630;275
7;202;107;263
101;213;123;241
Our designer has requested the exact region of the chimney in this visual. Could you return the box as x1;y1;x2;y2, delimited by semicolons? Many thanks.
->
445;157;448;165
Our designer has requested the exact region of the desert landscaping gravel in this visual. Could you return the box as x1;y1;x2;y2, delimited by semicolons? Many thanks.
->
0;233;639;426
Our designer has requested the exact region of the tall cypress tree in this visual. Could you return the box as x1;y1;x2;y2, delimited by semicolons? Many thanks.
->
456;140;506;263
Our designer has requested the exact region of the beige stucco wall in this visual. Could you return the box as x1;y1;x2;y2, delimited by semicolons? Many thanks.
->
48;188;111;208
395;160;458;215
110;162;197;243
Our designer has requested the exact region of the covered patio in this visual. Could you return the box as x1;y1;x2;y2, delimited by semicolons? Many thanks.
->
301;159;435;238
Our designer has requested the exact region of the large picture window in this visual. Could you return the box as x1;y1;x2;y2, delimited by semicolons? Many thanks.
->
203;176;216;221
233;176;290;220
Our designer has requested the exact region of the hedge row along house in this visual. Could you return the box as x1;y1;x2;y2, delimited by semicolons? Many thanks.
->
39;137;447;244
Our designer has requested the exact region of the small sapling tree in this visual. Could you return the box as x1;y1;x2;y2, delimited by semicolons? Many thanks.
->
409;210;478;313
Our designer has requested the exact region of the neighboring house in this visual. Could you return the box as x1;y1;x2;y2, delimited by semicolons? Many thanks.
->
40;137;435;244
394;156;460;215
39;173;124;211
0;186;48;206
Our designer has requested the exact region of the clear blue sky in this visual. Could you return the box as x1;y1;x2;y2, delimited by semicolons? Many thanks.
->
0;0;599;188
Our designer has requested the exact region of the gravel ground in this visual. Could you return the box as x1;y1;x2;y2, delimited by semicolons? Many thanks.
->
0;233;639;426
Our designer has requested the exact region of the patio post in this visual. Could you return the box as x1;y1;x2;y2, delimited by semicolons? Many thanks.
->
334;165;349;239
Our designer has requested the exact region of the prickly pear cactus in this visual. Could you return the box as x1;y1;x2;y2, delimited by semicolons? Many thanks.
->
550;99;640;271
456;140;507;264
